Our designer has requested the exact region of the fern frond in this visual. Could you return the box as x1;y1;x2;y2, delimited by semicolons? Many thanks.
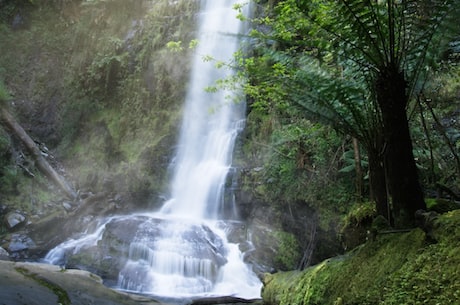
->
401;0;460;99
286;54;381;141
337;0;389;65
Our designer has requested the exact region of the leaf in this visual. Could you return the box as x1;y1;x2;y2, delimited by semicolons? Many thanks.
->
188;39;198;49
165;41;183;52
202;55;214;62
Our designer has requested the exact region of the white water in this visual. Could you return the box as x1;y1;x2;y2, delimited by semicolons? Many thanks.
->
44;0;261;299
44;217;116;266
160;0;246;220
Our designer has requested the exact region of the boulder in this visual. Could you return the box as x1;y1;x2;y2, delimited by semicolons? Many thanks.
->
5;211;26;229
6;233;36;259
0;261;163;305
0;246;10;260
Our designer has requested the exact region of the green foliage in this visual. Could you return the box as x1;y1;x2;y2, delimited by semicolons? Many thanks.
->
166;40;184;52
80;37;129;98
0;80;11;104
338;147;368;174
412;63;460;191
274;231;301;270
236;1;386;221
256;117;354;210
59;95;100;152
0;164;19;195
295;0;460;87
381;211;460;305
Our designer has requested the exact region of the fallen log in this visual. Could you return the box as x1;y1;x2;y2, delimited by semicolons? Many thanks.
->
0;108;77;200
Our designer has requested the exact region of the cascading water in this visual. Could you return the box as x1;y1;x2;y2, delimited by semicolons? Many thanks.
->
159;0;245;220
44;0;261;300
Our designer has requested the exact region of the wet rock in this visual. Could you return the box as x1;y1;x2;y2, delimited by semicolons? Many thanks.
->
0;261;163;305
64;216;145;280
7;233;36;252
219;221;248;245
116;217;229;293
0;204;8;215
0;246;10;260
5;211;26;229
11;13;28;30
244;220;278;275
57;215;229;286
62;201;73;211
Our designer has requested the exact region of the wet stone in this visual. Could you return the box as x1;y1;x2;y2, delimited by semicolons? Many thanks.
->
0;247;10;260
5;211;26;229
7;233;36;257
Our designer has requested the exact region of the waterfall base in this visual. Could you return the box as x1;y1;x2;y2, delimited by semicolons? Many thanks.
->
44;213;262;299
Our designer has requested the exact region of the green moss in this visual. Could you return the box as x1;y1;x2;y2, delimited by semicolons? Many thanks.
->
262;271;304;305
0;79;11;104
426;198;459;213
263;210;460;305
342;201;376;228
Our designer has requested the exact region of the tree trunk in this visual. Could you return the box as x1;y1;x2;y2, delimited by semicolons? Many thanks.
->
0;108;77;200
375;66;425;227
352;137;364;201
367;147;389;222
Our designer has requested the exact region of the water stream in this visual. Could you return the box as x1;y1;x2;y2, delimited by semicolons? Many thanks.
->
159;0;246;220
44;0;261;300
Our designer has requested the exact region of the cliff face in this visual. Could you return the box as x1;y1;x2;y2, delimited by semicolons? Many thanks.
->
1;0;199;208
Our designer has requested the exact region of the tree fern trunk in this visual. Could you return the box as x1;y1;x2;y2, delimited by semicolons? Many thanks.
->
352;137;364;201
368;148;389;222
375;66;425;227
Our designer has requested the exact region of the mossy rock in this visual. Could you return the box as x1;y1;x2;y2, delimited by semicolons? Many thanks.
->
426;198;459;214
339;202;376;251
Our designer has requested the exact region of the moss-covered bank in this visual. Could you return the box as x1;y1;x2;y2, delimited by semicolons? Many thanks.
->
262;209;460;305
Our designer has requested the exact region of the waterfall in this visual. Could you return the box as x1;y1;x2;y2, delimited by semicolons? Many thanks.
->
44;0;261;299
160;0;245;220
